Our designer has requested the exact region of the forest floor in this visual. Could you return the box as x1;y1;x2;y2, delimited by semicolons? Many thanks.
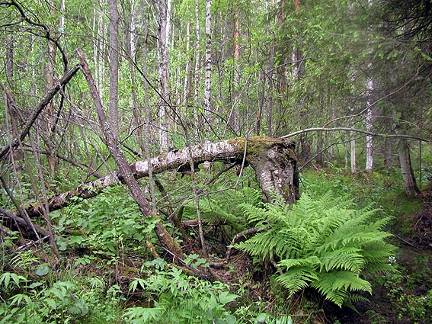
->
1;167;432;323
311;169;432;324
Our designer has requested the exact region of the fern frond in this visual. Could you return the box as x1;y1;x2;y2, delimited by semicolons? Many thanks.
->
319;247;365;272
235;188;392;307
278;256;321;270
276;267;319;295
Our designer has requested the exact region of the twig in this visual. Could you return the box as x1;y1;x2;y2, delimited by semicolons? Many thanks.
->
281;127;428;142
225;227;266;261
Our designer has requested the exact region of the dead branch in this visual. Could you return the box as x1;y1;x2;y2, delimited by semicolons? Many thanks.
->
225;227;266;262
0;64;81;161
281;127;428;142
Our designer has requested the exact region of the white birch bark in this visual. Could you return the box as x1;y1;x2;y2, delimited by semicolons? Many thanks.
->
193;0;201;107
350;137;356;173
22;137;299;217
365;76;374;171
228;10;240;133
60;0;65;35
365;0;374;171
204;0;212;121
155;0;170;152
183;22;192;104
130;0;137;60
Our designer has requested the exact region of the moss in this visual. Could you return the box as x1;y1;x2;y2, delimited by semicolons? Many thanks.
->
228;136;295;159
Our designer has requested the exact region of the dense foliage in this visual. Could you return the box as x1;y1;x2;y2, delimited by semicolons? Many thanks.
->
1;0;432;322
236;193;395;306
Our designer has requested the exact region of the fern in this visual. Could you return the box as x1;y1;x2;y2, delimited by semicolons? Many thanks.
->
235;192;395;307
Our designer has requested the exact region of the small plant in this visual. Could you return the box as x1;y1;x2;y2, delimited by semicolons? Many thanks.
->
235;191;395;306
0;272;27;291
124;266;238;323
0;276;122;323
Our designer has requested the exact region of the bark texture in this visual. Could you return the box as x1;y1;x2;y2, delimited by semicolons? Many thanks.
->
398;138;420;197
108;0;120;137
22;136;298;218
155;0;170;152
204;0;212;120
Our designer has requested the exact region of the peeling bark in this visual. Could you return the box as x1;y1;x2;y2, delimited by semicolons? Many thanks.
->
22;136;298;218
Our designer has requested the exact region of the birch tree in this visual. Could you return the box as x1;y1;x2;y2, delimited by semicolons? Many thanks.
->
204;0;212;122
365;0;374;171
155;0;170;152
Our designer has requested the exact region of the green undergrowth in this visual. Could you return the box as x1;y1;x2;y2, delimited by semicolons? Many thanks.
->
1;166;430;323
301;169;423;235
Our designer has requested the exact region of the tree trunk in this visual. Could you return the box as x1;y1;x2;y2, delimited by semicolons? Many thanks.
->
127;0;145;154
228;8;240;133
22;136;299;218
399;138;420;197
4;35;22;161
193;0;201;121
108;0;119;137
350;136;356;173
156;0;170;152
204;0;212;122
365;77;374;171
183;22;192;105
365;0;374;172
77;49;183;259
44;0;58;173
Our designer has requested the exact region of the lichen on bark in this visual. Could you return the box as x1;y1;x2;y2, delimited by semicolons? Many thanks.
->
229;136;299;203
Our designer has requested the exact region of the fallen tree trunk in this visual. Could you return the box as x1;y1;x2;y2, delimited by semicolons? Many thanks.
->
22;136;298;218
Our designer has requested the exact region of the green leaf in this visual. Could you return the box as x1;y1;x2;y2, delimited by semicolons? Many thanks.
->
35;264;50;276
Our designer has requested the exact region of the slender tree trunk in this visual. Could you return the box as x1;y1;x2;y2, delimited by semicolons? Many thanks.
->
128;0;145;154
292;0;310;161
156;0;170;152
183;22;192;105
228;8;240;133
108;0;119;137
60;0;65;35
277;0;287;92
193;0;201;126
267;36;275;136
384;137;393;169
204;0;212;122
350;136;356;173
365;77;374;171
256;70;265;135
365;0;374;172
4;35;22;154
44;0;58;174
399;138;420;197
384;109;394;169
95;0;105;99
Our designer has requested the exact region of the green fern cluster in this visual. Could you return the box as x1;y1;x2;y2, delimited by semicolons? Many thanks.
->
235;192;395;306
